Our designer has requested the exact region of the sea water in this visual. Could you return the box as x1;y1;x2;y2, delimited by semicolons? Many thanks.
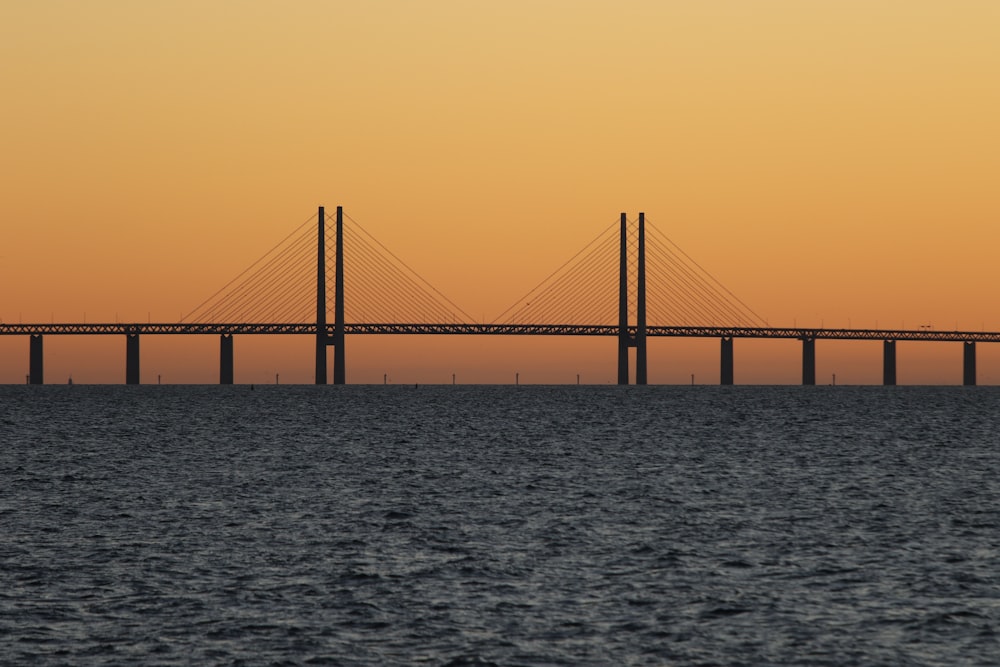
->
2;385;999;665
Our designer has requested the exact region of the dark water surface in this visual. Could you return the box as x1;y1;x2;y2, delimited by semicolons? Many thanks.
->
2;385;999;665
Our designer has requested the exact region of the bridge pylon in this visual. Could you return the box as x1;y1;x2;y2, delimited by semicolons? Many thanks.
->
617;212;647;385
618;214;628;384
315;205;345;384
636;212;647;385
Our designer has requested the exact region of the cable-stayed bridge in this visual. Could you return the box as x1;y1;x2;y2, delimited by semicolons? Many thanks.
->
3;206;995;385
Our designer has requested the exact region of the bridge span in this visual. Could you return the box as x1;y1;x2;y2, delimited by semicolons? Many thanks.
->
5;322;1000;342
3;206;995;385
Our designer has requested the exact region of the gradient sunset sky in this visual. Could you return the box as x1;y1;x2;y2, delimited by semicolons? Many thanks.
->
2;2;999;384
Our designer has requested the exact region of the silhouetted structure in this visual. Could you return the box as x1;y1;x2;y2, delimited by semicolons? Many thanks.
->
636;213;647;385
314;206;346;385
721;337;734;385
315;206;327;384
802;337;816;386
126;331;139;385
964;342;976;386
617;212;648;385
220;334;234;384
2;205;993;386
883;340;896;386
618;213;629;385
29;334;42;385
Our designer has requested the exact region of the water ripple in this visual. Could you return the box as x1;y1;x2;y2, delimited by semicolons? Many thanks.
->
2;385;999;665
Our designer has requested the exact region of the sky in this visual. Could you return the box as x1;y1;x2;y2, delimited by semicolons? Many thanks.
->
2;1;999;384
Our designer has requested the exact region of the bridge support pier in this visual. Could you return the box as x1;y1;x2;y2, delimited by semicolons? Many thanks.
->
29;334;43;385
801;337;816;385
126;333;140;385
721;337;734;385
883;340;896;386
220;334;234;384
963;341;976;386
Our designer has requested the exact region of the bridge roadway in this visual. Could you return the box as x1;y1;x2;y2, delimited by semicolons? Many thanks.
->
2;322;1000;342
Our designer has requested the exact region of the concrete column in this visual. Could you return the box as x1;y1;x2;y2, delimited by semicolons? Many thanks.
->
29;334;43;385
617;212;629;385
801;337;816;386
720;337;734;385
126;333;140;385
220;334;234;385
333;205;346;385
882;339;897;386
963;341;977;386
315;205;327;385
635;212;647;385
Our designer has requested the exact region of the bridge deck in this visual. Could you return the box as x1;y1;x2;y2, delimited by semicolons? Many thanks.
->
2;323;999;343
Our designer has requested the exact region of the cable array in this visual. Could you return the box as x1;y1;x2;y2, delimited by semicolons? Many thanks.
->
644;218;766;328
493;219;621;326
184;211;472;325
493;214;764;328
183;214;319;324
181;209;763;329
342;215;473;324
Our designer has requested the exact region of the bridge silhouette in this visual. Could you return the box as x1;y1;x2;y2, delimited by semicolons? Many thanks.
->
3;206;995;385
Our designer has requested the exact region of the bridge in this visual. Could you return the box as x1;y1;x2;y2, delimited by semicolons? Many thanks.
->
2;206;992;385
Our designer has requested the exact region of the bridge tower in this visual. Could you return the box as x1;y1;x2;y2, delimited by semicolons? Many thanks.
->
334;205;345;384
617;212;647;385
636;212;647;384
315;205;345;384
618;214;628;384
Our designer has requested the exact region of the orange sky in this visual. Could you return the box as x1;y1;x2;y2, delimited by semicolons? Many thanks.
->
2;1;999;384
